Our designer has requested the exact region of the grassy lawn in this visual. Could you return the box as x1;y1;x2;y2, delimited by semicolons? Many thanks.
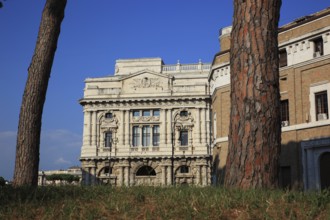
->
0;186;329;219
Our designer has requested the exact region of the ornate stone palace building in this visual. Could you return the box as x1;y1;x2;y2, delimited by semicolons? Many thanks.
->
81;8;330;189
210;7;330;190
80;58;212;186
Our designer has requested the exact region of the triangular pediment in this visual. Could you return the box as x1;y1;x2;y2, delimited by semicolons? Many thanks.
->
121;69;172;95
120;69;171;80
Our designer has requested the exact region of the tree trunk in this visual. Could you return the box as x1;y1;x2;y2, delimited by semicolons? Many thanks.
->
13;0;67;187
224;0;282;188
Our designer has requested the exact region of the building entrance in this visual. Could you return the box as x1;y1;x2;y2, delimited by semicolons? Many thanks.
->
320;152;330;189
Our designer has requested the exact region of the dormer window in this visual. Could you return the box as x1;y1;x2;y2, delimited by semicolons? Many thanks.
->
105;113;113;119
279;49;287;67
313;37;324;58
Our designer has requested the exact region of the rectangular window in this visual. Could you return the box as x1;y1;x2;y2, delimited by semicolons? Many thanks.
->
315;91;328;120
279;49;287;67
105;132;112;148
153;125;160;146
132;126;140;147
180;130;188;146
133;110;140;117
281;100;289;126
153;109;160;117
142;125;151;146
142;110;151;116
313;37;324;57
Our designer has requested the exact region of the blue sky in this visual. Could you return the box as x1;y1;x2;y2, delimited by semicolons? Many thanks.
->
0;1;329;181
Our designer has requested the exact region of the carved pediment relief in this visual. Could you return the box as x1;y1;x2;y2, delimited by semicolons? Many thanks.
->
131;77;163;90
121;70;171;94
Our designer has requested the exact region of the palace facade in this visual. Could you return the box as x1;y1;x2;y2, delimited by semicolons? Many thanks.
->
80;8;330;189
80;58;212;186
210;8;330;190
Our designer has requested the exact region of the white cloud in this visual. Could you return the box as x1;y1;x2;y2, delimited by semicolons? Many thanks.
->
0;129;82;180
40;129;82;171
0;131;16;139
0;131;16;180
55;157;72;165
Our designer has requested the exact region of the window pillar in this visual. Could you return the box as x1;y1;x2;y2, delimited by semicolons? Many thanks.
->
150;125;154;147
139;125;143;147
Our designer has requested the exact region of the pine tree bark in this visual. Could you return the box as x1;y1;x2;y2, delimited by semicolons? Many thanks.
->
13;0;67;187
224;0;282;188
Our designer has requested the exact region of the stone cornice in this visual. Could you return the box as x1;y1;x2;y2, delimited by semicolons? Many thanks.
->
80;95;210;106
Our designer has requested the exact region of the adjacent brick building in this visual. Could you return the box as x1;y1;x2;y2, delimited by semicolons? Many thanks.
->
209;8;330;190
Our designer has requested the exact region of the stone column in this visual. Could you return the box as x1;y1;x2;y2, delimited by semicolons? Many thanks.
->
89;111;92;145
91;111;98;146
130;167;135;186
119;166;124;186
83;110;91;146
175;128;180;146
161;166;166;186
125;110;130;147
121;111;125;145
206;104;211;150
91;166;97;185
196;165;201;185
86;167;91;185
124;166;129;186
167;165;172;186
189;127;193;147
160;109;166;145
167;109;172;145
195;108;201;144
202;165;207;186
201;108;206;144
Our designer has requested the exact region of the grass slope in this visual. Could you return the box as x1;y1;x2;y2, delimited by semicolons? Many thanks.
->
0;186;329;219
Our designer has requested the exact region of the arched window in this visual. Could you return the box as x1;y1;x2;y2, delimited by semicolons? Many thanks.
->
105;112;113;119
136;166;156;176
180;110;188;117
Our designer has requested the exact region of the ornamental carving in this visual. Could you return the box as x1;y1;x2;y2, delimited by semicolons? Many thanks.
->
100;111;118;130
132;116;160;123
131;77;163;90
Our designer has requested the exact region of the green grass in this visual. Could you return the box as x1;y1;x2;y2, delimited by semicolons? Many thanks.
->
0;185;329;219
